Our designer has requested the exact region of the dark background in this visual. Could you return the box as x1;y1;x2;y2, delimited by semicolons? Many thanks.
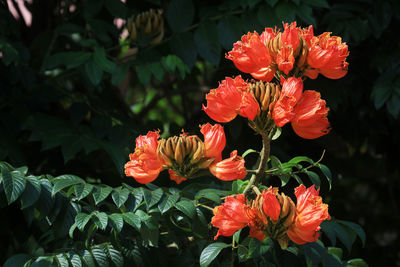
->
1;0;399;265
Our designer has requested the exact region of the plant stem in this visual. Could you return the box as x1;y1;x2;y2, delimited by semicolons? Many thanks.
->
243;132;271;195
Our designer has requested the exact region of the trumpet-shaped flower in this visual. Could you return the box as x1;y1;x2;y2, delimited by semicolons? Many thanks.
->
124;131;164;184
211;194;254;239
200;123;226;162
209;150;247;181
202;76;259;123
287;185;330;244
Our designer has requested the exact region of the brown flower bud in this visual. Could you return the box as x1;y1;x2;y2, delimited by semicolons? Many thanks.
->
249;81;281;115
127;9;164;45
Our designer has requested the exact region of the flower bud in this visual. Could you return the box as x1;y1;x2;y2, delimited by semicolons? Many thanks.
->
127;9;164;45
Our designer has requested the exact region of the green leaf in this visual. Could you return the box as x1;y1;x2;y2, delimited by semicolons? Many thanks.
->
242;149;258;158
158;193;180;213
92;185;113;204
347;258;368;267
199;242;231;267
338;220;366;246
3;254;31;267
55;254;70;267
2;169;26;204
20;176;41;209
85;60;103;85
93;47;116;73
74;183;94;200
111;64;129;85
167;0;195;32
91;246;109;267
195;189;228;203
169;32;197;68
217;15;242;50
305;170;321;189
327;247;343;260
296;4;316;25
69;253;82;267
288;156;314;164
112;188;130;208
333;222;353;252
123;212;141;230
51;175;84;196
317;163;332;190
280;173;291;187
31;256;54;267
193;22;221;65
104;0;127;18
104;244;124;267
149;188;164;208
271;127;282;140
0;41;19;65
75;212;92;231
80;250;96;267
109;213;124;232
94;211;108;230
175;200;196;218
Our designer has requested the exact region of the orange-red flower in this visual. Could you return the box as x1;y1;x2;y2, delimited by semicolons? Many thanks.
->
209;150;247;181
272;77;304;127
211;194;254;239
272;78;330;139
287;185;330;245
291;91;330;139
124;131;164;184
261;187;281;222
226;32;272;78
306;32;349;79
201;123;226;162
202;76;259;123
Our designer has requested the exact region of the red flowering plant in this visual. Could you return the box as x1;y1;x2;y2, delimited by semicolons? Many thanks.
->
123;22;365;266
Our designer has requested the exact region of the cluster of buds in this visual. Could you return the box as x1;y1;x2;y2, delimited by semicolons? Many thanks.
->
211;185;330;249
127;9;164;45
124;124;247;184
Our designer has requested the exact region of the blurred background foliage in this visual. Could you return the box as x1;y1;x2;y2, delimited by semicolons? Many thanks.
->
0;0;399;265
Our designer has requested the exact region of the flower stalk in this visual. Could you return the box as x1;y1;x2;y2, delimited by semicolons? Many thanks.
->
243;131;271;196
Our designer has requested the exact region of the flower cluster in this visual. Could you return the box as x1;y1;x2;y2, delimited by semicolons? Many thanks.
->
124;123;247;184
204;22;348;139
226;22;348;81
211;185;330;249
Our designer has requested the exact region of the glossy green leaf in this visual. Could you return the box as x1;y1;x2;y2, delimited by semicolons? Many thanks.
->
91;246;109;267
338;220;366;246
242;149;258;158
108;213;124;232
92;185;113;204
112;188;130;208
75;212;92;231
194;22;221;65
199;242;231;267
20;176;41;209
104;244;124;267
74;183;94;200
93;47;115;73
51;175;84;196
305;170;321;189
174;200;196;218
3;254;31;267
2;169;26;204
123;212;141;230
347;258;368;267
158;193;180;213
94;211;108;230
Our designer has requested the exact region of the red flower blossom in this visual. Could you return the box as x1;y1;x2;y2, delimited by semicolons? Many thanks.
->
200;123;226;162
209;150;247;181
168;169;187;184
202;76;259;123
124;131;164;184
261;187;281;222
226;32;272;77
211;194;254;239
306;32;349;79
291;91;330;139
287;185;330;244
272;77;304;127
276;46;295;75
